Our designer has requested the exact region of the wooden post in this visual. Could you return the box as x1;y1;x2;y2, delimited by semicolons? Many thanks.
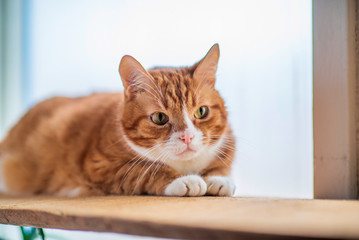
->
313;0;358;199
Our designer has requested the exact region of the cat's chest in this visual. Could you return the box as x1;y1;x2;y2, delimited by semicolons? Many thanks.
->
165;150;216;175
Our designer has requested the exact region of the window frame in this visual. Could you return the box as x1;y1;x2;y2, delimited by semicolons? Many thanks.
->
2;0;355;199
0;0;25;138
313;0;358;199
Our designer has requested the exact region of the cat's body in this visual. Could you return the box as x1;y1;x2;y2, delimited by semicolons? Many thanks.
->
0;44;236;197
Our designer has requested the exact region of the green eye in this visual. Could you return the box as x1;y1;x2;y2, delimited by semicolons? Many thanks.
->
194;106;209;119
151;112;169;125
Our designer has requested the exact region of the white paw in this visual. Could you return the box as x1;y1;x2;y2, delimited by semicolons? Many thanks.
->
164;175;207;196
205;176;236;196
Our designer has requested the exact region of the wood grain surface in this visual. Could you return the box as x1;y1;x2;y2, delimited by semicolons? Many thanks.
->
0;195;358;239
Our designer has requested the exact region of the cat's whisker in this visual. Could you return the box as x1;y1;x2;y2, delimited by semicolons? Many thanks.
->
150;152;170;180
150;160;163;179
213;151;231;168
129;144;159;162
132;149;166;194
151;149;172;181
122;143;165;193
203;136;233;145
216;155;230;168
210;134;255;148
119;145;160;188
150;151;168;178
216;146;233;156
207;134;233;137
203;135;235;140
220;139;256;154
131;161;152;195
215;148;233;164
151;158;164;179
219;142;236;151
121;142;168;183
220;147;236;154
119;158;146;189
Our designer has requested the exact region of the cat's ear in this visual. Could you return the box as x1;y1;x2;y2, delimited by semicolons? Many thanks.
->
193;43;220;87
119;55;153;99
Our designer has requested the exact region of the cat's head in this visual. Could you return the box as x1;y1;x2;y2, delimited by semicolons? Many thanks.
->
119;44;228;163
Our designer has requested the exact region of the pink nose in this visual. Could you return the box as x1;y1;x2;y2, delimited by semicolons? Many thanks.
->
180;131;194;145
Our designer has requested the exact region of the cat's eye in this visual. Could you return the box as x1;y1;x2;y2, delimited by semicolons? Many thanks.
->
151;112;169;125
194;106;209;119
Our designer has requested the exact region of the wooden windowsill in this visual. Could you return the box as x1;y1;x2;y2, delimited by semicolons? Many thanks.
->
0;195;358;239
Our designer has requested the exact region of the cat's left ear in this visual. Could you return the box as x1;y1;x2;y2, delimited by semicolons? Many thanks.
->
119;55;154;100
193;43;220;87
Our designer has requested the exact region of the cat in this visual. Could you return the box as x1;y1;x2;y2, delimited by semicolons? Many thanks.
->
0;44;236;197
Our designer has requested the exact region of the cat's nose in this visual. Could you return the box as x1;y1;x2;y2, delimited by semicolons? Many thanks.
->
180;131;194;145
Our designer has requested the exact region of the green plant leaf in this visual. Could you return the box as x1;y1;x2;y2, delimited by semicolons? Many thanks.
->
20;227;46;240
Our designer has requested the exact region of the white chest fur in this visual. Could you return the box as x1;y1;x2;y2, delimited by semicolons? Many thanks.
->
165;147;217;175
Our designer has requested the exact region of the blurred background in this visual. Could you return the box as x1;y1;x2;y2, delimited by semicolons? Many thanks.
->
0;0;312;238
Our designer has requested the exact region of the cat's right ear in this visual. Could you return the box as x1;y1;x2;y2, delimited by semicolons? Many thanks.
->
193;44;220;87
119;55;153;99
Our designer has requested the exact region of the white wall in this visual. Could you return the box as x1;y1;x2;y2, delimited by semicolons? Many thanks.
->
27;0;313;198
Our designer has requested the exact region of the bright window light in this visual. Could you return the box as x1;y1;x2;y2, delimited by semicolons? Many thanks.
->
23;0;312;198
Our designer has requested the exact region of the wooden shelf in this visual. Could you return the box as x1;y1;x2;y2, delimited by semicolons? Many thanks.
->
0;195;358;239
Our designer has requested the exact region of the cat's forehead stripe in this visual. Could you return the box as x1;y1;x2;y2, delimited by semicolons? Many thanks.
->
149;68;195;109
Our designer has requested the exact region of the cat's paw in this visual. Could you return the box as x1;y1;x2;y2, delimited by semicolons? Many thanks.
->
164;175;207;197
205;176;236;196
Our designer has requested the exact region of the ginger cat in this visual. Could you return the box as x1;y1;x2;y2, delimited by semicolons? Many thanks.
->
0;44;236;197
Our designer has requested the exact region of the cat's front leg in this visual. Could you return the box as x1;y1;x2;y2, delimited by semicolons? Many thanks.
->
114;160;207;196
104;160;206;196
164;175;207;197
